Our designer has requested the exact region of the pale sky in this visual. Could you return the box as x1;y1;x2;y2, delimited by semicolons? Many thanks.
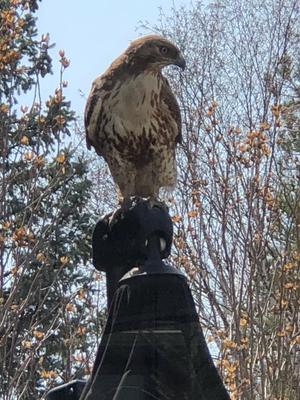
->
36;0;189;117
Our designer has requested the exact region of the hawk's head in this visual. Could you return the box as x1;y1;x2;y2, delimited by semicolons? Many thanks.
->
126;35;186;72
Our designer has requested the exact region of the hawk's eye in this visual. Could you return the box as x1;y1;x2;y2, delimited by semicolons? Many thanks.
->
160;46;169;55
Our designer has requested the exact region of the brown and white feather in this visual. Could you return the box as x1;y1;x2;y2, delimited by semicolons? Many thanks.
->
85;35;184;201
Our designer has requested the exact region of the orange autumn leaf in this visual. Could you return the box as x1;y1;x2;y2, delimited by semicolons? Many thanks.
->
77;326;87;335
283;262;296;271
12;226;26;241
11;266;19;276
21;340;32;349
60;57;70;68
281;299;289;308
3;221;11;229
20;135;29;145
66;303;75;312
220;359;238;373
277;330;286;337
260;121;271;130
56;153;66;164
229;383;238;391
33;330;45;339
59;256;70;265
171;215;182;223
283;282;295;289
238;143;249;153
24;151;34;161
36;252;46;262
60;255;69;265
285;323;294;333
223;338;237;349
261;143;271;156
40;370;58;379
34;155;45;167
0;103;9;113
239;318;248;327
240;337;249;349
55;114;66;126
271;103;282;117
188;210;199;218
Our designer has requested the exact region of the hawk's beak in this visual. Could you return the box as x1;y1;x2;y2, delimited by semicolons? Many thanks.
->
174;54;186;70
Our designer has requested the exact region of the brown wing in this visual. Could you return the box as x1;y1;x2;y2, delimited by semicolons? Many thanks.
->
84;76;107;152
84;53;128;153
160;77;182;144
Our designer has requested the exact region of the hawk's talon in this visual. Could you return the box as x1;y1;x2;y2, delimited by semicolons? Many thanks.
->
148;198;169;213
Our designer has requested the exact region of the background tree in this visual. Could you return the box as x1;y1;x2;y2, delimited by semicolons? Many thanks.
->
0;1;106;398
1;1;300;399
139;0;300;399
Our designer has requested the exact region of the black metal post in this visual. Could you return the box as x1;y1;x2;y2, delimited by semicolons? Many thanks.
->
80;200;230;400
46;199;230;400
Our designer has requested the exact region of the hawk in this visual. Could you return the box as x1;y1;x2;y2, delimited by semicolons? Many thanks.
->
85;35;185;206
